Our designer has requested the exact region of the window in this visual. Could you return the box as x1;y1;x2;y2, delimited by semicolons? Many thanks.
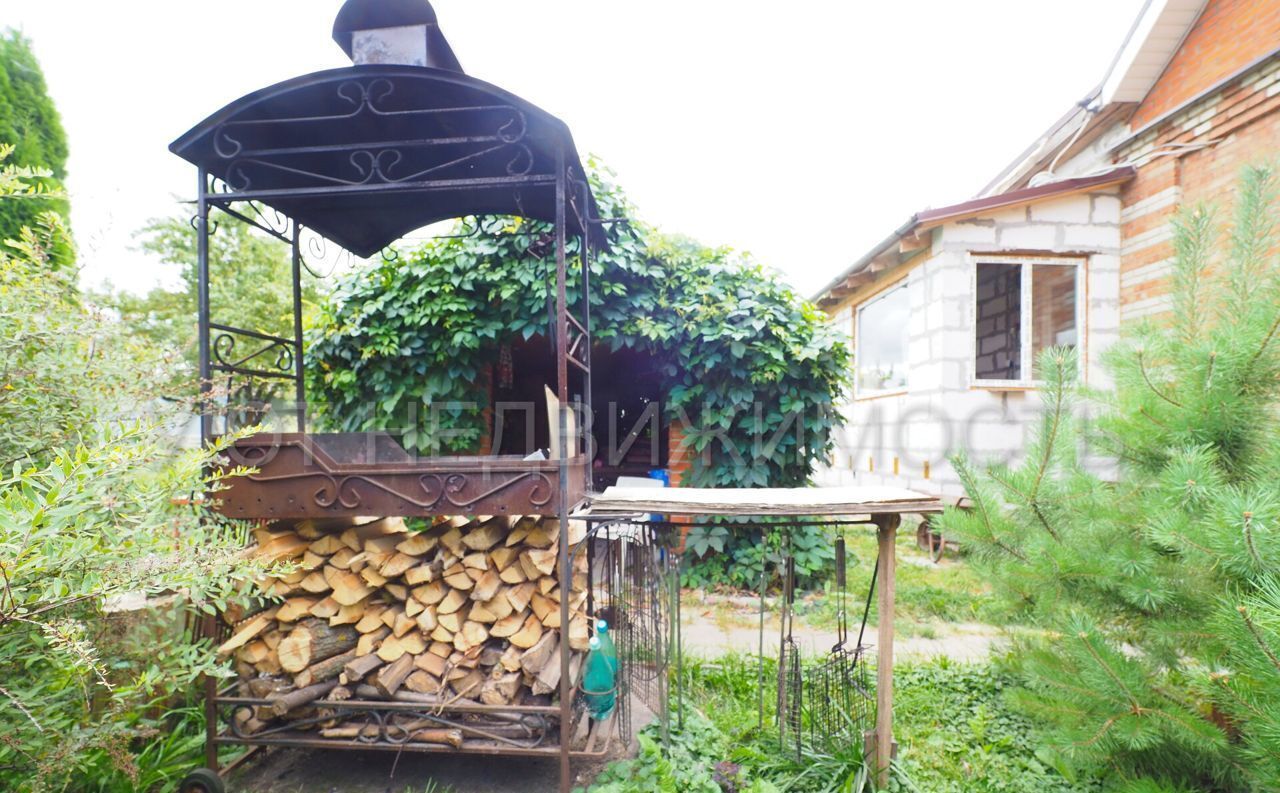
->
856;284;909;396
973;257;1080;384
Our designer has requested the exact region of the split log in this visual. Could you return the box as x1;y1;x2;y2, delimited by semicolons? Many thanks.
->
372;653;415;698
506;582;536;613
380;552;418;579
509;615;544;649
356;626;390;656
414;652;448;678
217;608;278;656
270;679;338;717
405;560;442;586
278;619;358;673
396;532;438;556
520;631;558;676
490;612;527;638
405;669;442;694
471;570;502;602
343;652;385;682
462;520;504;551
294;649;358;689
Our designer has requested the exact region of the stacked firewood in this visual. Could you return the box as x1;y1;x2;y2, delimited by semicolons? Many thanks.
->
217;514;592;744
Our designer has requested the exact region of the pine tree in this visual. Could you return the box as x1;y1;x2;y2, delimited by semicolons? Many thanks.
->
936;164;1280;793
0;29;72;267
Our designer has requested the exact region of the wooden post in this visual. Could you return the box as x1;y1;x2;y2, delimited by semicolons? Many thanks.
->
873;513;899;790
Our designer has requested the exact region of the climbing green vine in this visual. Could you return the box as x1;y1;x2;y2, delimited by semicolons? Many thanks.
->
306;163;850;489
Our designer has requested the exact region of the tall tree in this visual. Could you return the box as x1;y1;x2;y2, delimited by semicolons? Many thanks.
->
0;29;71;267
937;165;1280;792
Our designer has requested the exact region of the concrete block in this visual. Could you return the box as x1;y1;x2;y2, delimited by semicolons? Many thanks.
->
1031;195;1091;224
1062;224;1119;250
997;224;1058;249
988;206;1029;225
1088;266;1121;301
944;222;997;245
934;329;971;359
1091;194;1122;224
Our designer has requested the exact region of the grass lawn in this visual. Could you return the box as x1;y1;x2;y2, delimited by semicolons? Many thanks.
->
587;655;1101;793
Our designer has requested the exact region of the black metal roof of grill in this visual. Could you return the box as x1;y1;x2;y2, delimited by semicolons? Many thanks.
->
170;63;602;257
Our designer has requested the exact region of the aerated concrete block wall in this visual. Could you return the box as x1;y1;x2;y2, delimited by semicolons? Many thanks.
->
815;189;1121;498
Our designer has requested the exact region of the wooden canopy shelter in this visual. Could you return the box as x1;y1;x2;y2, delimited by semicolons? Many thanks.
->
579;485;943;789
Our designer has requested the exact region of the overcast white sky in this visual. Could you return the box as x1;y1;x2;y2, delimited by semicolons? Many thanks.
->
5;0;1145;298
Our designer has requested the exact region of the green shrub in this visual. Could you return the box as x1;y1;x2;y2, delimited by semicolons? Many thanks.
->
0;148;259;792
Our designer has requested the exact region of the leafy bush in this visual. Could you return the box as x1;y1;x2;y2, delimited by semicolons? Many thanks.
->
935;165;1280;791
890;659;1098;793
683;522;834;592
0;150;258;791
306;163;850;489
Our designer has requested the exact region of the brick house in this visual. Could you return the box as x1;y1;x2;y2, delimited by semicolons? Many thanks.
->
812;0;1280;500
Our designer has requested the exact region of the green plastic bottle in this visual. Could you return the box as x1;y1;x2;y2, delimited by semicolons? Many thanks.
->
583;619;618;719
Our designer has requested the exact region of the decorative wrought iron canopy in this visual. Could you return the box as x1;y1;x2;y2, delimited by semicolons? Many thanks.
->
170;65;602;257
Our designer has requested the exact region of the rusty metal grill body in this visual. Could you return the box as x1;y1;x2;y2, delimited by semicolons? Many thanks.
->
219;433;587;519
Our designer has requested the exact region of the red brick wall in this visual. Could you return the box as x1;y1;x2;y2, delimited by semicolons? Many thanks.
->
1118;52;1280;320
667;418;692;487
1131;0;1280;129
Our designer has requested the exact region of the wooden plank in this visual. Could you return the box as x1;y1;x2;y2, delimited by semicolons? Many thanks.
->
584;486;942;517
874;514;900;789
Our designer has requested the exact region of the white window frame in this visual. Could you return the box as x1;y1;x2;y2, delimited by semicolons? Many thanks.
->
968;254;1085;388
854;281;911;400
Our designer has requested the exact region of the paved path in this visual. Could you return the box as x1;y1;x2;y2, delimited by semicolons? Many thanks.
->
680;616;1006;662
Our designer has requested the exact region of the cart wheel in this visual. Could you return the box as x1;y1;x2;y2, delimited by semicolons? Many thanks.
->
178;768;225;793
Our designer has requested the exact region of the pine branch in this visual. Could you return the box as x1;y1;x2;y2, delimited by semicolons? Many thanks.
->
1136;349;1182;408
1237;604;1280;675
1076;630;1140;708
1242;512;1265;571
1246;311;1280;370
953;460;1029;562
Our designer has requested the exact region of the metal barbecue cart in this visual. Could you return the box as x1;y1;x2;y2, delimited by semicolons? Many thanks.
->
169;3;660;791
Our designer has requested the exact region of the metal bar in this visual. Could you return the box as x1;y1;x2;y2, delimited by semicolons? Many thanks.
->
214;695;562;715
210;734;614;760
758;553;767;729
210;363;299;380
207;174;556;203
211;203;293;245
874;514;900;788
197;168;213;444
580;200;592;494
231;133;525;159
208;323;297;347
675;552;684;731
554;144;572;793
291;225;306;431
567;355;590;374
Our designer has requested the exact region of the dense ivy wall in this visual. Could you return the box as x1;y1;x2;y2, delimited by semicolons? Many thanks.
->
307;168;850;488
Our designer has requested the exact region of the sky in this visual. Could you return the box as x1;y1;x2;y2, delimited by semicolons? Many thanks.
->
4;0;1146;298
